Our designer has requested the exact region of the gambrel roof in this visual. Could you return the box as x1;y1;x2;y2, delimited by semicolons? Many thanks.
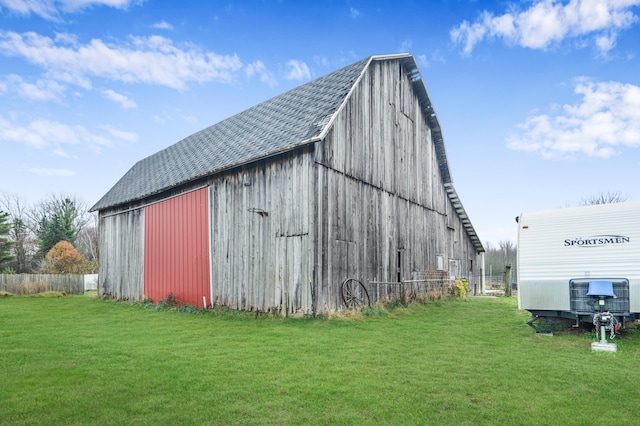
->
91;53;483;252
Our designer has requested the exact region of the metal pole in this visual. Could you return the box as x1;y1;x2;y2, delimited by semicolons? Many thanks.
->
480;252;486;295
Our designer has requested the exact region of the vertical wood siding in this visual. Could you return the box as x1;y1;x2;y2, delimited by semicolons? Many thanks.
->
144;188;210;306
209;152;313;314
98;208;145;300
313;59;477;309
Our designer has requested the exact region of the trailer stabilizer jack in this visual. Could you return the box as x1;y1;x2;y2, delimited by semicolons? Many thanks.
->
527;315;559;334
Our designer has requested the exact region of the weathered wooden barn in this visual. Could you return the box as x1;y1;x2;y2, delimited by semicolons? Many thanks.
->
90;53;484;314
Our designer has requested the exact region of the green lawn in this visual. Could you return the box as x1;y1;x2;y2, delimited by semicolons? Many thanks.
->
1;294;639;425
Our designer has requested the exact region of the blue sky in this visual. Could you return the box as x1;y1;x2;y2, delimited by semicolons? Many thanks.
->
1;0;639;246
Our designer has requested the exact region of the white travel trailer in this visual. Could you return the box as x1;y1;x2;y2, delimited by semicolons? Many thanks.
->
517;202;640;329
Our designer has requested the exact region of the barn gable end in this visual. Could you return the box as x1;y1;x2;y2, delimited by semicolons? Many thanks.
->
93;54;484;313
311;58;475;310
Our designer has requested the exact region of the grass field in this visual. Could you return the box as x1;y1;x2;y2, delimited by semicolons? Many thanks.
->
1;293;639;425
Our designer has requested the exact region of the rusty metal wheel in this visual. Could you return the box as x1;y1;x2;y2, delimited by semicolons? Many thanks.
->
340;278;370;309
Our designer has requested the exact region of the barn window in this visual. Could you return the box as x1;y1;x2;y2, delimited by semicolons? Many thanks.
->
436;254;444;271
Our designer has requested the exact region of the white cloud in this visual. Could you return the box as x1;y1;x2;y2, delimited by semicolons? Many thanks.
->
101;124;138;142
0;0;139;21
594;31;617;57
102;89;136;108
451;18;489;55
152;20;174;30
245;60;277;87
350;7;360;19
0;31;244;90
0;0;59;20
3;74;66;101
28;168;75;176
451;0;640;56
0;115;137;155
507;79;640;159
18;79;65;101
284;59;311;81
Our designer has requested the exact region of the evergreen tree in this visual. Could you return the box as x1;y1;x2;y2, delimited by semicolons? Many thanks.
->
37;198;78;255
0;210;14;267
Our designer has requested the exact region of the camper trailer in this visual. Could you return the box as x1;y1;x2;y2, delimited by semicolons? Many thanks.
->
517;202;640;329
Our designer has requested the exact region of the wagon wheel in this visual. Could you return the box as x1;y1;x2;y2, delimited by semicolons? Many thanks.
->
341;278;371;309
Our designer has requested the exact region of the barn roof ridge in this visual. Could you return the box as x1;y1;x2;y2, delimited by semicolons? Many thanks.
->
89;53;482;252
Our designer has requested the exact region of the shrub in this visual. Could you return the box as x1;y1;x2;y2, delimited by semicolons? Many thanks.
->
177;305;204;314
452;278;470;298
42;241;91;274
165;292;178;307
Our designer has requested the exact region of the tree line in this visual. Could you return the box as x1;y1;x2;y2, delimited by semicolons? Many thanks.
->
0;192;97;274
483;240;517;283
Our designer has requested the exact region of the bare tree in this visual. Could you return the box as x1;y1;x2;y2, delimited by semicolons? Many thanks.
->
0;192;38;272
76;211;99;263
483;240;517;291
0;192;30;227
578;191;628;206
498;240;516;266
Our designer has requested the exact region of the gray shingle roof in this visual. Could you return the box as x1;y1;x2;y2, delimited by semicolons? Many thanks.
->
90;53;483;253
90;56;370;212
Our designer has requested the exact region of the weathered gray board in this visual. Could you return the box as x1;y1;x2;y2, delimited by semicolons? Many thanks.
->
98;209;144;301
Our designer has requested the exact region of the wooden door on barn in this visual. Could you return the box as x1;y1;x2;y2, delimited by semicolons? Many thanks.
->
275;235;312;314
144;188;211;307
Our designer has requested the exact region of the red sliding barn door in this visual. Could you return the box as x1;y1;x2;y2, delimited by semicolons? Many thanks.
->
144;188;210;307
